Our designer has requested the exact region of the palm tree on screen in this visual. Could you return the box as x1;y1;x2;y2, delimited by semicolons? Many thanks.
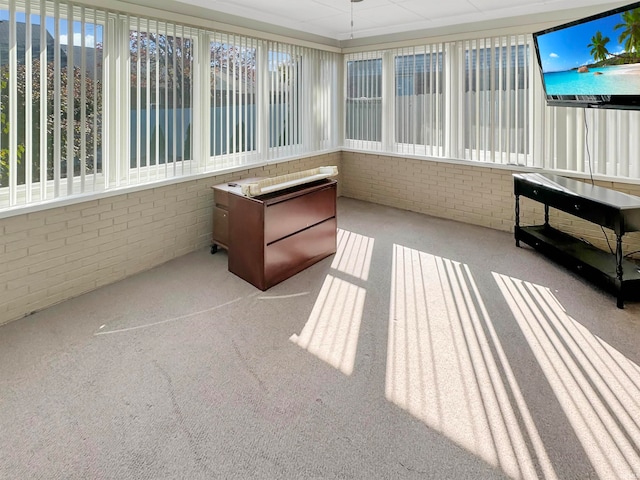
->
615;8;640;60
588;31;610;62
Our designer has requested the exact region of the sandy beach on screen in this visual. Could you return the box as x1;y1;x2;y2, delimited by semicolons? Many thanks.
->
602;63;640;75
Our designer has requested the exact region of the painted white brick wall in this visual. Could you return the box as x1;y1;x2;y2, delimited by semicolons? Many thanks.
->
0;153;341;326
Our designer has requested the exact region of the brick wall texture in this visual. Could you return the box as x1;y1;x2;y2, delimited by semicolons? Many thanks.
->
340;151;640;265
2;150;639;325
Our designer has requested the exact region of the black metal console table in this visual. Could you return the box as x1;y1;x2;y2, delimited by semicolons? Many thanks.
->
513;172;640;308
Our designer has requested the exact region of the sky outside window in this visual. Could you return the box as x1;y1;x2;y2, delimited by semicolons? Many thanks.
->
0;10;102;47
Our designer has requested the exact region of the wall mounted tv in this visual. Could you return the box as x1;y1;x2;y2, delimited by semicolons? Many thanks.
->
533;1;640;110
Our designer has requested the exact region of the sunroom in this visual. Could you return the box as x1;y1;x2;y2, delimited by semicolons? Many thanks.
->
1;0;640;478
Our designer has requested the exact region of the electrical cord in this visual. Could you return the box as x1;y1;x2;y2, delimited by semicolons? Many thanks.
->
584;109;595;186
584;109;615;255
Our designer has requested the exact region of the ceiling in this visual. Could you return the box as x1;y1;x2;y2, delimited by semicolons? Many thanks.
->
165;0;626;43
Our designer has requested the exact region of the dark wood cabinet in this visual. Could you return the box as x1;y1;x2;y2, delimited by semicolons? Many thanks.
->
211;178;337;290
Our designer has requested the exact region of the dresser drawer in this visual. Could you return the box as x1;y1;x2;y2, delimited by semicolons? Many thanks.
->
264;217;337;289
212;206;229;248
264;183;336;245
213;187;230;208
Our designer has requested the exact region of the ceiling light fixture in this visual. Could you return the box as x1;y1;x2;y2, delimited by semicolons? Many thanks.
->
350;0;363;40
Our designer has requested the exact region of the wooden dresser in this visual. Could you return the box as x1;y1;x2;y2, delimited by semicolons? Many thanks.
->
211;178;337;290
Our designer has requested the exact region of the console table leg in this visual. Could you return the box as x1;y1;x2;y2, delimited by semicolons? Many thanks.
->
515;194;520;247
544;204;549;226
616;234;624;309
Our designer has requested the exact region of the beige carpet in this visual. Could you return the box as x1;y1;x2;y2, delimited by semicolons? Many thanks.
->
1;197;639;479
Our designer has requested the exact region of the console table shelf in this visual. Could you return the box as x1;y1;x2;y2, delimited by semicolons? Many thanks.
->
514;173;640;308
518;224;640;299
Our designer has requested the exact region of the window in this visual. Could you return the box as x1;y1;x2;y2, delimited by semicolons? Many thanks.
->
0;1;103;206
315;51;339;151
346;37;540;168
0;0;340;212
394;47;445;156
461;37;531;164
268;43;302;156
129;21;193;179
345;55;382;146
210;34;257;168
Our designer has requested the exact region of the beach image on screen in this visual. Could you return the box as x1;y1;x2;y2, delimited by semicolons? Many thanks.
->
536;6;640;95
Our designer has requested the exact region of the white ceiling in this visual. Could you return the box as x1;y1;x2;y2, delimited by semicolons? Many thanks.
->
169;0;626;42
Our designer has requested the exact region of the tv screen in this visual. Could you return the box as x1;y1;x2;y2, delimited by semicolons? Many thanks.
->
533;1;640;109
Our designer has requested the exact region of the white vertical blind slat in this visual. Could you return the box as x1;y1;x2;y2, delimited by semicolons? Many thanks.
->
171;22;177;175
161;21;168;175
498;38;504;163
513;36;519;162
40;0;47;199
434;43;440;156
231;34;237;158
291;44;296;155
492;39;497;161
242;36;248;158
181;25;187;171
630;113;640;178
79;6;86;191
474;40;480;161
618;110;630;177
8;0;17;205
92;9;100;187
144;17;150;179
62;4;75;195
595;110;607;176
53;1;61;197
505;37;512;162
132;17;139;183
296;45;301;153
25;1;32;203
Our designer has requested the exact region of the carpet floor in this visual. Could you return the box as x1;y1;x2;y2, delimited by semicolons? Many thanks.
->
1;197;639;479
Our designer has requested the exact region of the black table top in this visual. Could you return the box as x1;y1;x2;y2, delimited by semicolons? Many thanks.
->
514;173;640;211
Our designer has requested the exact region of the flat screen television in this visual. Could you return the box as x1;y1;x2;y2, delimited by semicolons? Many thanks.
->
533;1;640;109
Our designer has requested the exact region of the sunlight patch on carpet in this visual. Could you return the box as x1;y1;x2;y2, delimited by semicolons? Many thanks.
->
386;244;556;480
495;272;640;480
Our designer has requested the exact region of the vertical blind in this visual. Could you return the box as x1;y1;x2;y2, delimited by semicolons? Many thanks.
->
344;51;383;150
460;36;531;165
268;41;302;159
0;0;103;207
344;37;531;164
127;17;194;186
542;105;640;178
393;44;445;158
208;33;258;170
346;34;640;181
2;0;639;212
0;0;340;211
